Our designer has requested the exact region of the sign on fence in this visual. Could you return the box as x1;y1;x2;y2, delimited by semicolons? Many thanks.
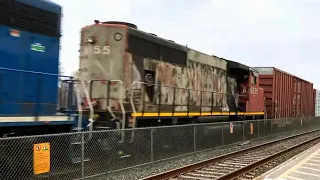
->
33;142;50;175
250;123;254;135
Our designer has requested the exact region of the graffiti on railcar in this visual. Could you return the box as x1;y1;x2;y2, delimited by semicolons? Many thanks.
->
121;51;240;113
137;59;229;112
187;60;229;111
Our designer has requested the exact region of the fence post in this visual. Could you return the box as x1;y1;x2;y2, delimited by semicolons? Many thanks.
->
151;128;154;164
258;120;260;138
221;124;224;146
193;125;196;153
242;121;245;141
81;132;85;180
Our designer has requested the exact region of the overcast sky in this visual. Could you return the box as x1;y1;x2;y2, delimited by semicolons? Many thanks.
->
52;0;320;89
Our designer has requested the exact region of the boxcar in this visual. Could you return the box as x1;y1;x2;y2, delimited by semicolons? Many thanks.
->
254;67;314;119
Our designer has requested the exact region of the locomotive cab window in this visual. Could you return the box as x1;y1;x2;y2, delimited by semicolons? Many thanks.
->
251;76;257;85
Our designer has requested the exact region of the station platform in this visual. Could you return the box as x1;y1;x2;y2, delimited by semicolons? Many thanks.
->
257;142;320;180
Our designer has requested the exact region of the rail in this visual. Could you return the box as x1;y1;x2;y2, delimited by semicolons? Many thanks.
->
218;135;320;179
130;81;246;116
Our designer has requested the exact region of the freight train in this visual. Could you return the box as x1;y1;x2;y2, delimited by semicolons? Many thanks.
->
76;20;316;131
0;0;317;137
1;0;319;178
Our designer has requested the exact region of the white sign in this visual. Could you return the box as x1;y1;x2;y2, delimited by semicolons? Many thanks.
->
230;123;233;134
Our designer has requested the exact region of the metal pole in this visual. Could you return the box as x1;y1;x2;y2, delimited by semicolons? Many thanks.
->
151;129;154;164
258;120;260;138
193;125;196;153
81;132;85;180
221;125;224;146
242;122;245;141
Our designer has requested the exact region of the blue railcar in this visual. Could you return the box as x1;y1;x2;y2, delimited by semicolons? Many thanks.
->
0;0;76;136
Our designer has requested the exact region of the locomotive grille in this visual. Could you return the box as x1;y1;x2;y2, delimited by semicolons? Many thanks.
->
0;0;60;37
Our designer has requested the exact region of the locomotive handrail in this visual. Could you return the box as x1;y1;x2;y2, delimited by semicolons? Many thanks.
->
130;81;242;118
93;60;126;131
103;80;125;130
131;81;238;95
80;80;95;131
75;72;95;133
74;82;83;132
93;61;116;121
93;60;126;142
93;60;116;122
89;80;117;120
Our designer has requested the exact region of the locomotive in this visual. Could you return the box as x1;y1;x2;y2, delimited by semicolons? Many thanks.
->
0;0;76;137
76;20;266;131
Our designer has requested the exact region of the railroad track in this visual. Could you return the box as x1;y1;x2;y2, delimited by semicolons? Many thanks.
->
143;129;320;180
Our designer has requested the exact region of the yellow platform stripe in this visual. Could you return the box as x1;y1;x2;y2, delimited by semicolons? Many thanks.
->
131;111;265;117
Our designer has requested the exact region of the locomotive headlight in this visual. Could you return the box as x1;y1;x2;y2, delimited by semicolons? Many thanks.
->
86;37;96;44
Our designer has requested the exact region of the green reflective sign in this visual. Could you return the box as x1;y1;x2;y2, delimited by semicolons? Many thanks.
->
31;43;45;52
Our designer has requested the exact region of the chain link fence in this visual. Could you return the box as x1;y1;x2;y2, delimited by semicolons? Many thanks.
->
1;117;320;180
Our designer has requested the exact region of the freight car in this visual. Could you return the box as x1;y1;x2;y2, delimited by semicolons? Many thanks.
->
254;67;314;119
76;20;266;130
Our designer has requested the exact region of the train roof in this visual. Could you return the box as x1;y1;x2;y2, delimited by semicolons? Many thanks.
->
127;26;188;53
16;0;62;14
253;67;313;84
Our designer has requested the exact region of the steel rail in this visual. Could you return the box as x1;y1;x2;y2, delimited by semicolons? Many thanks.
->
216;135;320;180
142;128;320;180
